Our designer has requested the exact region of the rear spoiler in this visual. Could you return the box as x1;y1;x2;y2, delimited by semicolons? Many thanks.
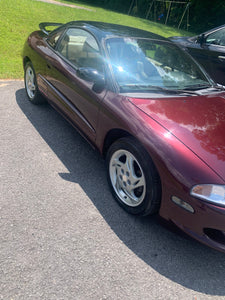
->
39;22;63;35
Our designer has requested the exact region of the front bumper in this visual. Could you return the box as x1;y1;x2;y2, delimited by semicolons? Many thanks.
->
160;188;225;253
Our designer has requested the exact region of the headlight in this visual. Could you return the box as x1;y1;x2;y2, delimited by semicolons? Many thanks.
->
190;184;225;206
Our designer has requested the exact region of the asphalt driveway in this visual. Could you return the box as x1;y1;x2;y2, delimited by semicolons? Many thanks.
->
1;81;225;299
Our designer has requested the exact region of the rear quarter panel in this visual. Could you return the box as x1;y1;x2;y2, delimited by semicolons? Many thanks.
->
23;31;49;96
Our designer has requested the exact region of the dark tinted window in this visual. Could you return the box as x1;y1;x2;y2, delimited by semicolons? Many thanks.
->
206;28;225;46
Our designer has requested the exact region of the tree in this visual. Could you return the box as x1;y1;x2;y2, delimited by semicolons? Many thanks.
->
190;0;225;32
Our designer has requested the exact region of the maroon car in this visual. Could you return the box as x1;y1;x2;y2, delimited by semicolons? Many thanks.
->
23;21;225;252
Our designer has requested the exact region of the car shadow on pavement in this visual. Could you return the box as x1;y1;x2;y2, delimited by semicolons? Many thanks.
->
16;88;225;296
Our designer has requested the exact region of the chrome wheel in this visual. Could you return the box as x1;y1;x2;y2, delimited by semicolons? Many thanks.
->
109;149;146;207
25;66;36;99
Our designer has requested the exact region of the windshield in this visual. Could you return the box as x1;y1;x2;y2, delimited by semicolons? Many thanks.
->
105;37;211;93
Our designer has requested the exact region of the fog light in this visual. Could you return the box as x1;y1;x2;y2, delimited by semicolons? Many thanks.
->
204;228;225;245
171;196;194;213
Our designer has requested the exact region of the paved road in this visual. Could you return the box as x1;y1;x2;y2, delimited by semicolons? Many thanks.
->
1;81;225;300
35;0;95;11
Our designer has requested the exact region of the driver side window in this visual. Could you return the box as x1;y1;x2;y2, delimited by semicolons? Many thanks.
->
57;28;103;72
206;28;225;46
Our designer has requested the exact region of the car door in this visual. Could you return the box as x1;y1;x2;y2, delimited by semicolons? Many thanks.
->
44;27;106;144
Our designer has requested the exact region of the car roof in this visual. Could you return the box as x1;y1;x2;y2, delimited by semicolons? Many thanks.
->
60;21;167;41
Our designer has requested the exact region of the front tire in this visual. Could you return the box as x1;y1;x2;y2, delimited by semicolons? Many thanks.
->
24;62;45;104
106;137;161;216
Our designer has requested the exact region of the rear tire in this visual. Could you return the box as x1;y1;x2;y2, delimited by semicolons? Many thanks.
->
24;62;45;105
106;137;161;216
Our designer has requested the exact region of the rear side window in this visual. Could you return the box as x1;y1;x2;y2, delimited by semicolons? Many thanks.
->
206;28;225;46
57;28;103;72
47;30;63;48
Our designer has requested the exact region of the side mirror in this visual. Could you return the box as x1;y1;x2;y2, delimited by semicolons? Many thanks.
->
197;34;205;46
77;67;105;93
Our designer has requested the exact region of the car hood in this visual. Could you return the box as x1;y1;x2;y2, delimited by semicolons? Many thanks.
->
128;93;225;181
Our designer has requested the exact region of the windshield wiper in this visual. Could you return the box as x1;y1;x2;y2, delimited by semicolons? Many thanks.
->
182;83;211;90
120;84;198;95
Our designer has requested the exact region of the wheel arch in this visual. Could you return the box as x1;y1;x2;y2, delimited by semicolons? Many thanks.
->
23;56;31;69
102;128;160;166
102;128;132;159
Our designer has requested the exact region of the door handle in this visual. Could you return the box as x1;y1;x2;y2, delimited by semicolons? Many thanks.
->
218;56;225;61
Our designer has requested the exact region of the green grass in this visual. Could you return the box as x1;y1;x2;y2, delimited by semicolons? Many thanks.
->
0;0;191;79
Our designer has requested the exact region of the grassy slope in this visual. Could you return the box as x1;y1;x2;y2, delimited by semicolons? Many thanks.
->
0;0;191;79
